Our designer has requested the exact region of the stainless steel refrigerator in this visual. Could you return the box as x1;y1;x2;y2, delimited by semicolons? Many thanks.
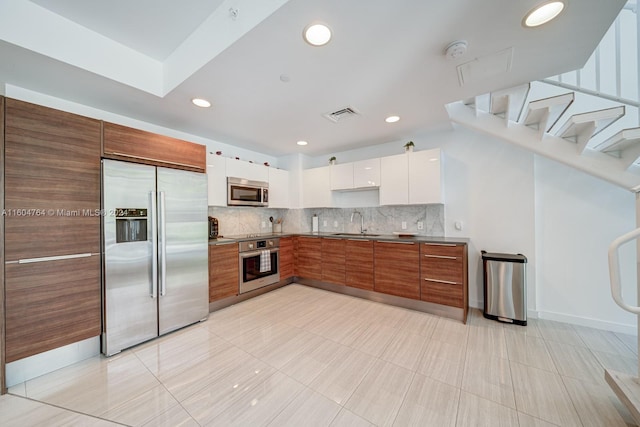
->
101;159;209;356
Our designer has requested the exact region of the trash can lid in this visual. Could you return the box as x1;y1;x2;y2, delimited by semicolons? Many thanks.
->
481;251;527;263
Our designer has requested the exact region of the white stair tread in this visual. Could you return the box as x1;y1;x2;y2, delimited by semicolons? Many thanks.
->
489;83;530;122
605;369;640;425
521;92;574;131
594;128;640;154
555;105;625;140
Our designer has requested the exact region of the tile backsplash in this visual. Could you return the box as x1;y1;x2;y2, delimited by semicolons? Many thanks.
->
208;205;444;237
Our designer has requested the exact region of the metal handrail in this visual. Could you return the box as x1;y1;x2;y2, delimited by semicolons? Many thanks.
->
609;227;640;314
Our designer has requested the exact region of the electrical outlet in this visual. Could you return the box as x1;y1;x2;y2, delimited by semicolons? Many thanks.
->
401;221;407;230
323;220;327;227
417;221;424;230
334;221;338;227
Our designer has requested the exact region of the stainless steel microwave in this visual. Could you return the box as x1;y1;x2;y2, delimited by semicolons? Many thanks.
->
227;177;269;207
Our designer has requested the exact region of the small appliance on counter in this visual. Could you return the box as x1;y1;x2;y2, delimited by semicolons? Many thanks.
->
209;216;219;239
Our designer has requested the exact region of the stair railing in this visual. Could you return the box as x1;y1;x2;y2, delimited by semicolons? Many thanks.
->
543;0;640;121
608;226;640;314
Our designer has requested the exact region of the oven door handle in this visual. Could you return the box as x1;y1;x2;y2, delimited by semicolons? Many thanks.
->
240;248;280;258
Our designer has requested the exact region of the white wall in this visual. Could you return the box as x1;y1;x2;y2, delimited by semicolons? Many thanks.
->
534;155;637;331
303;124;637;333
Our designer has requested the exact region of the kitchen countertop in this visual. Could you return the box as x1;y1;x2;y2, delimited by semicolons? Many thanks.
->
209;232;469;245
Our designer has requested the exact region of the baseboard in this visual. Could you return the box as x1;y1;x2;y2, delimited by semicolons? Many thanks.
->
537;309;637;335
5;336;100;388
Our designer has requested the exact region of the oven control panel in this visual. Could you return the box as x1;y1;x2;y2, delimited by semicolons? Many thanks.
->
239;238;279;253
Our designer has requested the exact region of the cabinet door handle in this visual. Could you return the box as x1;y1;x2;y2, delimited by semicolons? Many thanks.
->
424;278;459;285
14;253;94;264
423;243;457;247
423;255;457;260
377;240;414;245
323;237;343;240
214;241;237;246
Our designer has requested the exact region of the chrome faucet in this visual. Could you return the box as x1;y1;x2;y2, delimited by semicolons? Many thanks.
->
350;210;366;234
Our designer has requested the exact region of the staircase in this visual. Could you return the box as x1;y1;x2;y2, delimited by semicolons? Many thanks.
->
447;2;640;420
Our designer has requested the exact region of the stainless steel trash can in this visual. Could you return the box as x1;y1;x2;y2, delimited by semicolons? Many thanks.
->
482;251;527;326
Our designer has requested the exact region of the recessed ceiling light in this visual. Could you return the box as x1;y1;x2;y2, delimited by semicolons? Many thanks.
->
385;115;400;123
192;98;211;108
523;1;565;28
297;140;308;146
303;23;332;46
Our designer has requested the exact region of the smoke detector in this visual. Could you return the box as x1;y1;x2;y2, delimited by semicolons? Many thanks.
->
445;40;468;59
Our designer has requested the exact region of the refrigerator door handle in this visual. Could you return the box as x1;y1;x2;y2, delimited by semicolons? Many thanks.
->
150;191;158;299
158;191;167;297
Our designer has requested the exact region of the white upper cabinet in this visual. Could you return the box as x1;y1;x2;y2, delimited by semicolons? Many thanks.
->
330;158;380;191
380;154;409;205
379;148;444;205
225;158;269;182
353;158;381;188
409;149;443;204
268;168;290;208
330;163;354;190
206;153;227;206
303;166;333;208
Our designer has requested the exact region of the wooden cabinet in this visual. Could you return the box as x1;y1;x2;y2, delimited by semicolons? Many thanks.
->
346;239;374;291
303;167;333;208
208;243;239;302
5;256;101;362
103;122;206;172
420;243;468;322
374;241;420;299
380;149;443;205
297;237;322;280
321;238;346;285
4;98;102;361
268;168;290;208
226;158;269;182
207;153;227;206
279;237;295;280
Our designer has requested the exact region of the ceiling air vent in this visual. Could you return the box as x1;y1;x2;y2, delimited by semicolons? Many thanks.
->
323;106;360;123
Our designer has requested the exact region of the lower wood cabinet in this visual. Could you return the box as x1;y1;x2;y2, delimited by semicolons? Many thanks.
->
5;256;101;363
346;239;374;291
374;241;420;299
279;237;294;280
297;237;322;280
321;238;346;285
209;243;239;302
420;243;468;322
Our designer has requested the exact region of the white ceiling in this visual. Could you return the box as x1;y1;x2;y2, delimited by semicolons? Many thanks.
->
0;0;627;156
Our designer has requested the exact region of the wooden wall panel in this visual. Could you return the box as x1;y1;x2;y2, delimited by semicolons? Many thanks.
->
103;122;206;172
346;239;374;291
209;243;239;302
279;237;294;280
297;237;322;280
1;95;6;393
5;256;101;362
374;241;420;299
321;238;346;285
4;99;101;260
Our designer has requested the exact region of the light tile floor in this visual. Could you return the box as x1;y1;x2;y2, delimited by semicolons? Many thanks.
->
1;284;639;426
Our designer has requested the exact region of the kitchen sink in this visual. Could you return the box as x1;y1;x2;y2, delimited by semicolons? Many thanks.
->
331;233;380;237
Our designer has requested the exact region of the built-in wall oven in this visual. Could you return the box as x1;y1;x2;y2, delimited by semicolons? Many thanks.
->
239;237;280;293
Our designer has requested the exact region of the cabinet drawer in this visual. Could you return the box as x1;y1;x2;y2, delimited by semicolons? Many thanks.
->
421;280;463;308
421;257;463;283
421;243;464;258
